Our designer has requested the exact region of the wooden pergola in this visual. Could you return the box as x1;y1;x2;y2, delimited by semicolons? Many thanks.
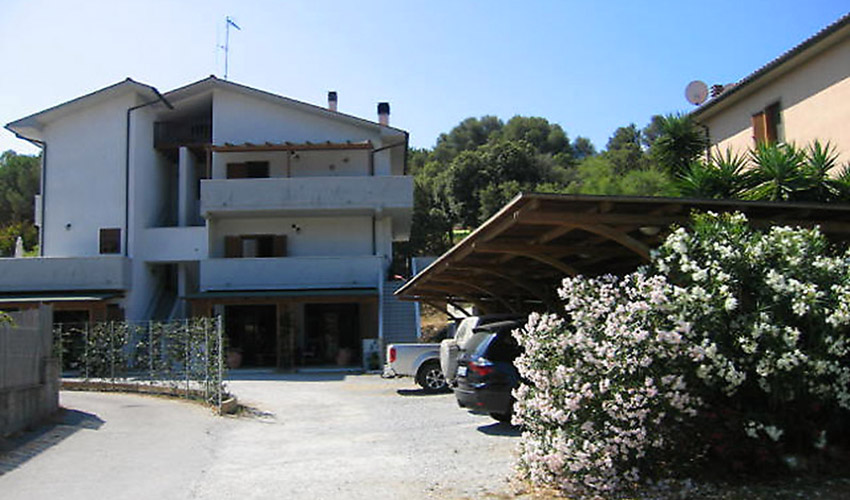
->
395;193;850;315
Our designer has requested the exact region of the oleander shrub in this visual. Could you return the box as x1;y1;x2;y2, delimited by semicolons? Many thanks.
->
514;212;850;496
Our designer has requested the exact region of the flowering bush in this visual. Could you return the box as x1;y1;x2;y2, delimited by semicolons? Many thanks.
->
514;212;850;495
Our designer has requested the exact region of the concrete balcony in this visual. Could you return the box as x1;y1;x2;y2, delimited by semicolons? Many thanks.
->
200;176;413;218
199;256;383;291
0;256;130;292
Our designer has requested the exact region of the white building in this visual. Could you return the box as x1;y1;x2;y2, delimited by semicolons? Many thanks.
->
2;77;417;368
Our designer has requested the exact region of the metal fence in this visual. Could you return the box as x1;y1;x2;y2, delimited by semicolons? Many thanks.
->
54;317;227;410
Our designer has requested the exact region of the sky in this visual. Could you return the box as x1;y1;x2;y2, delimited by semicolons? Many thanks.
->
1;1;848;156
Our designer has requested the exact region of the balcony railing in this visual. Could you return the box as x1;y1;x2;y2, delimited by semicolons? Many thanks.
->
0;256;130;292
199;256;383;291
154;121;212;149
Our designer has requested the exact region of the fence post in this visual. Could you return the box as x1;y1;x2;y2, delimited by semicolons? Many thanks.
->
148;321;153;380
56;325;63;375
204;318;210;404
217;315;223;413
184;319;190;398
109;321;115;382
84;322;89;380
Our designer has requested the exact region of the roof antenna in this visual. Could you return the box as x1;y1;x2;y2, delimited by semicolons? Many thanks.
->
221;16;241;80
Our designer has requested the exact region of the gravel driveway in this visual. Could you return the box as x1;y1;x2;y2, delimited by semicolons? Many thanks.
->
1;372;521;499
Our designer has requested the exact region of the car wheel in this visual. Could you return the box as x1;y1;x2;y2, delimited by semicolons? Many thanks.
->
416;361;447;392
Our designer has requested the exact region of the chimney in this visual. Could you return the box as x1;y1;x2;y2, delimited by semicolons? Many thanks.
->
377;102;390;126
328;91;338;112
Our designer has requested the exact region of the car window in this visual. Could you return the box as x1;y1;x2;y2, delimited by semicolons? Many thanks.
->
472;333;496;359
485;332;521;362
455;317;480;349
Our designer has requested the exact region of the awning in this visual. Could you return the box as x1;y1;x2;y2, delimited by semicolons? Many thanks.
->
0;292;118;304
395;193;850;313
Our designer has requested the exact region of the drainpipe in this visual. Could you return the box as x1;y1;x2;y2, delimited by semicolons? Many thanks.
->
124;91;173;257
14;135;47;255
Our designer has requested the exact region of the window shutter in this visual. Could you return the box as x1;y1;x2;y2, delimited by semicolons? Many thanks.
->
225;236;242;258
227;163;248;179
273;235;287;257
752;111;768;145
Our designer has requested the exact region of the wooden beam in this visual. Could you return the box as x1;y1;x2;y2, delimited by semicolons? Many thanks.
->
437;279;517;313
211;141;373;153
519;210;682;227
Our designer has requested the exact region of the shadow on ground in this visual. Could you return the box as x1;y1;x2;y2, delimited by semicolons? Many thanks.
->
477;421;521;437
226;369;359;382
0;408;104;476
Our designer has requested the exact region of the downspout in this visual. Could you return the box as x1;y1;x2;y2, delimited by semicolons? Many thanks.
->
124;91;173;257
15;135;46;255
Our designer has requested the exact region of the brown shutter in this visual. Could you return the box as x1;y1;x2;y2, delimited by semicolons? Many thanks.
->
227;163;248;179
751;111;767;145
225;236;242;258
273;235;287;257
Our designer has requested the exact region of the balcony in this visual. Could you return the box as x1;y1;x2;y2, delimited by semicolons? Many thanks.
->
199;256;383;291
0;256;130;292
200;176;413;218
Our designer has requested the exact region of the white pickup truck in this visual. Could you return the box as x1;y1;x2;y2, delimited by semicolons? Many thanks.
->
384;323;456;392
385;314;520;392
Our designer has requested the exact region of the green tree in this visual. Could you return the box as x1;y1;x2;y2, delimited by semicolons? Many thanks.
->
0;150;40;224
432;116;503;163
571;136;596;161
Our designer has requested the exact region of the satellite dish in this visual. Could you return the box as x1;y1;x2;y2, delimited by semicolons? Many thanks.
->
685;80;709;106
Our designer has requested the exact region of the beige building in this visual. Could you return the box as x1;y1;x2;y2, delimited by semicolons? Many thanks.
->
692;13;850;166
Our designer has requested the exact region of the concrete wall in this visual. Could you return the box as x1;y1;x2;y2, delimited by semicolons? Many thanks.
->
200;256;383;291
0;307;59;437
0;256;130;292
209;215;374;258
701;37;850;165
200;176;413;215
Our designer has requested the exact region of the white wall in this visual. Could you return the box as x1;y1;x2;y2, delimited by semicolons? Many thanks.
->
41;92;140;257
211;150;372;179
209;215;374;258
212;89;382;146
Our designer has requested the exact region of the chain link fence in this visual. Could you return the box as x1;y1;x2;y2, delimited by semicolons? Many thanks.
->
54;317;227;411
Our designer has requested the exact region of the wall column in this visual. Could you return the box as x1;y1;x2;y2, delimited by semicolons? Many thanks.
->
178;147;195;227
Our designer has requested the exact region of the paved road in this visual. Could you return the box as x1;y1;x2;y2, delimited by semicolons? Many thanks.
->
1;373;521;499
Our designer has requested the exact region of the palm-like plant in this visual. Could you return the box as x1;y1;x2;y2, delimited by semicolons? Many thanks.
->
743;142;807;201
651;113;709;176
798;140;846;202
676;148;749;199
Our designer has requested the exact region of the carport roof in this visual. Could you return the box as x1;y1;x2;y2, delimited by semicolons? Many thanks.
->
394;193;850;313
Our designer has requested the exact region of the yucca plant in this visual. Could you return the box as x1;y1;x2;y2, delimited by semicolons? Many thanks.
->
798;140;846;202
743;142;807;201
676;148;749;199
709;147;751;198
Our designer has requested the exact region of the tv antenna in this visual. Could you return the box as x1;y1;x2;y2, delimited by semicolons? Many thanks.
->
220;16;241;80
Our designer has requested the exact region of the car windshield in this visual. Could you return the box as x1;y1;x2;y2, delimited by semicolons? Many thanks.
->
471;333;496;359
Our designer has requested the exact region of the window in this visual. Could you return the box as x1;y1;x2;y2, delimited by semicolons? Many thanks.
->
225;235;287;258
227;161;269;179
99;228;121;254
752;102;783;145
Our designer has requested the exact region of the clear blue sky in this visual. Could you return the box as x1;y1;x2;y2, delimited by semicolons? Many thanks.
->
1;1;847;156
